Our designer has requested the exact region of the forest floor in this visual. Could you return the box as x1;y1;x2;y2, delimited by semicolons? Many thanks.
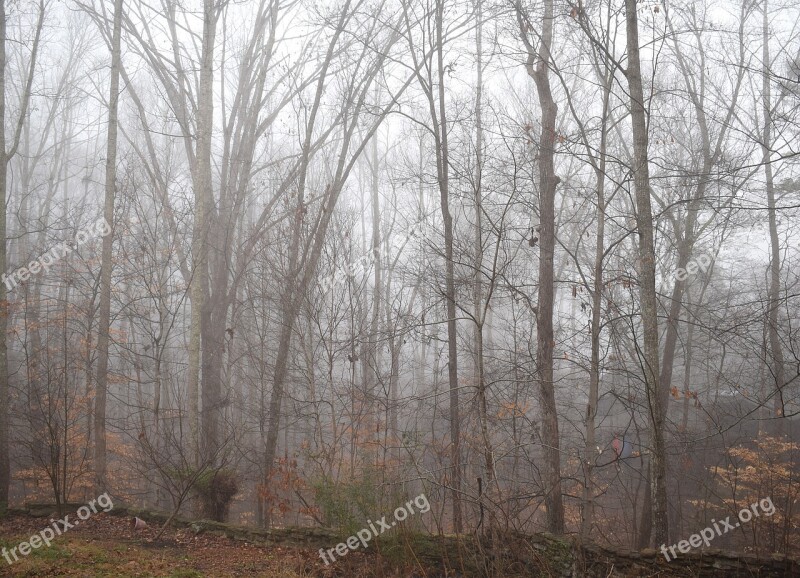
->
2;511;797;577
0;512;421;577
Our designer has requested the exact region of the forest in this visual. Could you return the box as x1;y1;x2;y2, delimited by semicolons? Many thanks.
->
0;0;798;575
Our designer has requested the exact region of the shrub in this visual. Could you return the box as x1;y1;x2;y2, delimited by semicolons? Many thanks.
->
196;469;239;522
172;467;239;522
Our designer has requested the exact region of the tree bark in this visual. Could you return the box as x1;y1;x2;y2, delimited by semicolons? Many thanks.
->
624;0;668;546
0;0;8;510
761;0;786;428
433;0;463;534
368;132;382;432
472;0;496;530
94;0;123;494
189;0;218;466
580;66;611;543
519;0;564;535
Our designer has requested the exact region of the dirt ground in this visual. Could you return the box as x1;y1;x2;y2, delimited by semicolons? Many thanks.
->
0;513;426;577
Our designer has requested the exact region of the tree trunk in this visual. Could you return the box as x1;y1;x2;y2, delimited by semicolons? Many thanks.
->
94;0;123;494
472;0;496;531
0;0;8;510
524;0;564;535
0;0;43;509
581;68;611;543
624;0;668;546
261;8;340;523
432;0;463;534
368;132;382;434
659;6;745;416
761;0;786;428
188;0;217;466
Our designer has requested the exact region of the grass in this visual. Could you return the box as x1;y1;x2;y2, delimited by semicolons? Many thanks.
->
0;535;186;577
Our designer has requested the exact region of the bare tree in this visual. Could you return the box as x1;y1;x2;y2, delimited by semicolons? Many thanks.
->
760;0;787;427
0;0;44;510
516;0;565;535
623;0;668;546
260;1;410;526
93;0;123;494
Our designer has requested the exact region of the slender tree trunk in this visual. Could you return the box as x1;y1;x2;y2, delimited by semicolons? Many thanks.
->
433;0;462;533
681;297;694;433
522;0;564;535
262;229;302;528
368;133;381;428
188;0;217;466
659;7;744;412
250;1;403;526
187;288;202;467
388;335;399;440
0;0;43;508
637;459;653;548
201;277;225;467
414;143;427;398
472;0;496;530
659;207;698;415
581;74;610;543
624;0;668;546
759;313;769;433
761;0;786;427
94;0;123;493
262;2;354;523
473;0;483;383
0;0;8;510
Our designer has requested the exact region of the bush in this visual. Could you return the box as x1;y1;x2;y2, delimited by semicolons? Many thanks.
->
172;467;239;522
196;469;239;522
